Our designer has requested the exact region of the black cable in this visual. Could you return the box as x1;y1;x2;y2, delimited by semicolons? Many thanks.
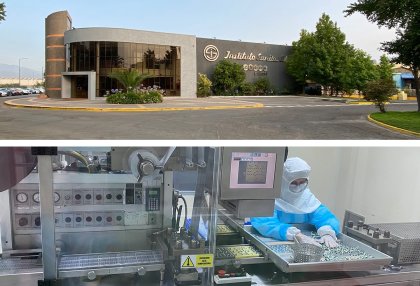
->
179;195;188;227
284;146;289;162
172;192;178;229
176;205;183;231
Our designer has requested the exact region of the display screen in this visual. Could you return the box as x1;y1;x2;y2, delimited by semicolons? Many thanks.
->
148;190;158;195
238;161;268;184
230;152;276;189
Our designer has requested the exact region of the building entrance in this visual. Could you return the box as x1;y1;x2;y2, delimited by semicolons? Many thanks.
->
72;76;88;98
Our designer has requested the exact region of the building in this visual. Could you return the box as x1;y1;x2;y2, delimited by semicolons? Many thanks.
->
45;11;293;100
392;65;415;89
392;65;416;97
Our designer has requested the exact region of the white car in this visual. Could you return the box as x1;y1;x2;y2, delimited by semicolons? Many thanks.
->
0;89;8;97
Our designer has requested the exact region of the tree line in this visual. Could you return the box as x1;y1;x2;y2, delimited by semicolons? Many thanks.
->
286;14;394;97
345;0;420;111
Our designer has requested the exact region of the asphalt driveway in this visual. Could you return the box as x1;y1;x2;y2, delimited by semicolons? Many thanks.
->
0;95;417;139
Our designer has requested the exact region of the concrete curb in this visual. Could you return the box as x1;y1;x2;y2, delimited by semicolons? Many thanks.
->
367;114;420;137
4;99;264;112
348;101;374;105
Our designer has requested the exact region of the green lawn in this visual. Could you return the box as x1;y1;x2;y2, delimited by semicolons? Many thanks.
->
371;112;420;133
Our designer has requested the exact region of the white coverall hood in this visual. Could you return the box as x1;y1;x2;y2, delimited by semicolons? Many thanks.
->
275;157;321;214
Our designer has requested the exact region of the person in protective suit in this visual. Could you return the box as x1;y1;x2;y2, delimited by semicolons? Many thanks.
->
251;157;340;248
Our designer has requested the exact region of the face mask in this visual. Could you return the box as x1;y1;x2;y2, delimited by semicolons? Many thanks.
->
289;181;308;193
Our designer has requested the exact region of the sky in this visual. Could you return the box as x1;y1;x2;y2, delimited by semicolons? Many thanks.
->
0;0;397;76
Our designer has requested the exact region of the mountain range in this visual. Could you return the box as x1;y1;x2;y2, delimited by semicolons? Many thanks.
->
0;64;43;79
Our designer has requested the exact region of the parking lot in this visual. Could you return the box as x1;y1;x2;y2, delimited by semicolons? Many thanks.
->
0;87;44;97
0;95;417;139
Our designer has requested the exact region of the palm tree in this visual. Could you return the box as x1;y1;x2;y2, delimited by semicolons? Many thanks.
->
0;2;6;22
109;69;150;92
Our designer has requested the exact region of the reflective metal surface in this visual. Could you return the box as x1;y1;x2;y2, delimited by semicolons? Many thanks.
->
59;251;163;271
0;147;36;193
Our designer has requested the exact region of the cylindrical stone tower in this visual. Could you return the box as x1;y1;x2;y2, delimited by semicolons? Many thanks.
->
45;11;72;98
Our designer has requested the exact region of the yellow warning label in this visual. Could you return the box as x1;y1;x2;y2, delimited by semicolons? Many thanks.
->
195;254;214;268
181;256;195;268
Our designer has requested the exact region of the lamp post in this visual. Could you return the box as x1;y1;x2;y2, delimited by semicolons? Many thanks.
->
18;57;28;86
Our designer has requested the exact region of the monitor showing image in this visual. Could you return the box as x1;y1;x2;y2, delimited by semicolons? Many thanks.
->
230;152;276;189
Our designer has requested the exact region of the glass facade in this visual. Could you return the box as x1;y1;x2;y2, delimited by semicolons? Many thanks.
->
69;42;181;97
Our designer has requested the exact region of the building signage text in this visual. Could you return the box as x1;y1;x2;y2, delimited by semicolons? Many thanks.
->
243;64;268;75
203;45;286;63
225;51;283;62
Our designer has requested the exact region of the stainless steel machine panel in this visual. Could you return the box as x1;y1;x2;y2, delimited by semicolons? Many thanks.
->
369;222;420;264
219;210;393;273
59;250;163;271
246;226;392;272
8;172;168;254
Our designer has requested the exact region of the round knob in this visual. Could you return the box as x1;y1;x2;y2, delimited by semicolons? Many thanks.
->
106;194;112;200
87;271;96;280
116;216;122;221
76;217;82;223
65;217;72;223
19;217;29;227
373;230;380;239
106;217;112;222
35;217;41;227
384;230;391;238
137;267;146;276
75;194;81;200
85;194;92;200
96;216;102;222
347;221;354;228
96;194;102;200
116;194;123;200
86;216;92;222
140;161;155;176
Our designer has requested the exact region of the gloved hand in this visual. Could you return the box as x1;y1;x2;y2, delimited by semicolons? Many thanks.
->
317;234;339;248
294;233;321;247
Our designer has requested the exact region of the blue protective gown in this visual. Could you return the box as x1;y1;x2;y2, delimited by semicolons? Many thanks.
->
250;204;340;241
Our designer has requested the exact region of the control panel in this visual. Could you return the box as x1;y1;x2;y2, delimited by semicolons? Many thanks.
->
146;188;161;211
11;180;164;232
125;183;143;205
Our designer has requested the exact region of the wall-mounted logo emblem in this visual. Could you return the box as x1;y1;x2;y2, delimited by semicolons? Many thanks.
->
204;45;219;62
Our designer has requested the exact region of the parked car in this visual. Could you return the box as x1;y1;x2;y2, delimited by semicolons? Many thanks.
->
0;88;8;97
304;84;322;96
8;88;22;96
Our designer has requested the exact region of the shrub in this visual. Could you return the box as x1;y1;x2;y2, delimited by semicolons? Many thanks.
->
213;60;246;95
106;92;143;104
142;90;163;103
106;90;163;104
197;73;213;97
254;77;271;95
239;82;255;95
364;78;397;113
280;88;291;95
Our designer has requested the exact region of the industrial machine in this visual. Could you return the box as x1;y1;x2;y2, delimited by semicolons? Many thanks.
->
0;147;221;286
343;210;420;265
1;147;420;286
